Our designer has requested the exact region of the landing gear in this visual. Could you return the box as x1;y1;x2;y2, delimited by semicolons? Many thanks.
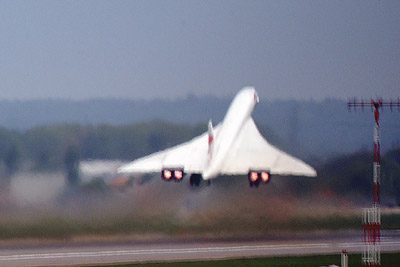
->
189;174;203;187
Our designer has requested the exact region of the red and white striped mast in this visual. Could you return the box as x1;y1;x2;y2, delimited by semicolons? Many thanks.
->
348;98;400;267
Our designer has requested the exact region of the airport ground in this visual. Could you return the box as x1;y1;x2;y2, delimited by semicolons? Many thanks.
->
0;230;399;266
89;253;400;267
1;173;399;266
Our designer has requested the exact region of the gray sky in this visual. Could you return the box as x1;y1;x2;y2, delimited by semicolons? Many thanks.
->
0;0;399;100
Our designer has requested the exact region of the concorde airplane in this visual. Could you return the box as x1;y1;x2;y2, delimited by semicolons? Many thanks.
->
118;87;316;187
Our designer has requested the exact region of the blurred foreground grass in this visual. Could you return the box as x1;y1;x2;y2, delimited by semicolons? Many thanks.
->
2;176;400;240
88;253;400;267
0;213;398;240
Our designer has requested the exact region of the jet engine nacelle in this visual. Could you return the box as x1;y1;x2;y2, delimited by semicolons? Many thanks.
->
161;168;185;182
248;170;271;187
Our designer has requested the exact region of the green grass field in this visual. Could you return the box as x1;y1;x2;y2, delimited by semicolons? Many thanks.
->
89;253;400;267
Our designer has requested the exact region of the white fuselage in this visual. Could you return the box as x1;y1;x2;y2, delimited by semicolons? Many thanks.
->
202;87;259;180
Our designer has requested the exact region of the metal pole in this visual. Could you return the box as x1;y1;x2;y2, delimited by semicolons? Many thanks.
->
341;250;348;267
348;98;399;267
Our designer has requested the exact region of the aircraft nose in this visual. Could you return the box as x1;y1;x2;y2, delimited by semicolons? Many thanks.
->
240;86;258;103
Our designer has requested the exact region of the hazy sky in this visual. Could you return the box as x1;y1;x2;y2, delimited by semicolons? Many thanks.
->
0;1;399;100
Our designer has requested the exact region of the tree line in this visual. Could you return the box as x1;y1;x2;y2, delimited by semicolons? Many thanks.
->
0;121;206;173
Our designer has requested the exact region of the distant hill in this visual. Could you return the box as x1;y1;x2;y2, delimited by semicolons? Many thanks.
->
0;97;399;160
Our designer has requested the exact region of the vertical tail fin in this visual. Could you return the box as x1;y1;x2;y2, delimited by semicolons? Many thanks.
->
208;119;214;159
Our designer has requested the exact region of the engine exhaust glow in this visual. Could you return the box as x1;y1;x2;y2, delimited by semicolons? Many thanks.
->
162;170;172;180
249;172;258;182
261;171;270;183
248;170;271;187
162;168;185;182
174;170;183;180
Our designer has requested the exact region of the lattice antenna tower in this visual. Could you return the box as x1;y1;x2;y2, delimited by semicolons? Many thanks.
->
347;97;400;267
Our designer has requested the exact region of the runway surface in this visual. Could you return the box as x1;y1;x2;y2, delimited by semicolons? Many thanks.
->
0;231;399;267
